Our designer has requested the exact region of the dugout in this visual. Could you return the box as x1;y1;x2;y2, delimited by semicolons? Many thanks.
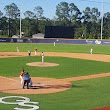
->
45;26;74;39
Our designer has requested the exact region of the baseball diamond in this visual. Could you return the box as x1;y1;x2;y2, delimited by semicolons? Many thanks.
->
0;51;110;94
1;0;110;109
0;48;110;110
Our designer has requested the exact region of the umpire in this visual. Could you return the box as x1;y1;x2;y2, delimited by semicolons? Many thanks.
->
23;72;30;89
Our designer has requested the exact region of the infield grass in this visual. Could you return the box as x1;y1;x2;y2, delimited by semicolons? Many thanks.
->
0;56;110;78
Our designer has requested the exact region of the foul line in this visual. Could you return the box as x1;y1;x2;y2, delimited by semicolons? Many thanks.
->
0;76;44;85
0;76;19;82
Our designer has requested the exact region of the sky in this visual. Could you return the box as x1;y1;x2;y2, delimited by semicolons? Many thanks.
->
0;0;110;19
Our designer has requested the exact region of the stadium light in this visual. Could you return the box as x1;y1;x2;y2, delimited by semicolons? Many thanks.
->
20;0;22;38
101;0;104;40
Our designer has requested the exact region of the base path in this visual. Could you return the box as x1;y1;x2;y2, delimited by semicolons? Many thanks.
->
0;72;110;95
0;52;110;95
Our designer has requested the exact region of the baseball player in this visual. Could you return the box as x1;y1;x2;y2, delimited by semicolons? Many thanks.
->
28;50;31;56
29;78;33;87
90;48;93;54
41;52;44;63
35;47;38;55
23;72;30;89
16;46;19;52
19;69;25;84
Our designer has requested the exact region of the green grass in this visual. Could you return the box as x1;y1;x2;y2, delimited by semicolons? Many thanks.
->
0;43;110;54
0;43;110;110
0;56;110;78
37;77;110;110
0;77;110;110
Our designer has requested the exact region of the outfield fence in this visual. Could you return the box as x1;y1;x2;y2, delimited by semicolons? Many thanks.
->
0;38;110;45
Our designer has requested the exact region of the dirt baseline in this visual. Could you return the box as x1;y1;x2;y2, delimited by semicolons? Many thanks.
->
0;52;110;95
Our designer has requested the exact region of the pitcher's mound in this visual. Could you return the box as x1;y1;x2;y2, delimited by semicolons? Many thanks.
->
26;62;59;67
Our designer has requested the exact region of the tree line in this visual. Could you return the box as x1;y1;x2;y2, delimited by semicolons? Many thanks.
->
0;1;110;39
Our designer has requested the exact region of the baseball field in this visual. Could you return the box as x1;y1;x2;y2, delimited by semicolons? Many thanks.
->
0;43;110;110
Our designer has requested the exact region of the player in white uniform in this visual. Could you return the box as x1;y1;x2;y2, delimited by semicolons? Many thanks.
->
16;46;19;52
35;47;38;55
42;52;44;63
90;48;93;54
28;50;31;56
19;69;25;84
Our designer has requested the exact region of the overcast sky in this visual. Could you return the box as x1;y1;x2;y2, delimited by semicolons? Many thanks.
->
0;0;110;19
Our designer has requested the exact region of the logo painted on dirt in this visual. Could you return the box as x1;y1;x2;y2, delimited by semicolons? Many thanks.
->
0;96;39;110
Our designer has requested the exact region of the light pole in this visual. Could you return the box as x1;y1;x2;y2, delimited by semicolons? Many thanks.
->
20;0;22;38
101;0;104;40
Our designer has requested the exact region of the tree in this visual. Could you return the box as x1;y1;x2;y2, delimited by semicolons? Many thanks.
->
34;6;44;19
24;11;34;19
82;7;101;39
4;3;20;19
38;17;52;33
91;8;100;23
56;2;82;26
0;11;3;18
0;11;4;35
103;12;110;39
4;3;20;37
82;7;91;22
0;17;8;35
33;6;44;33
83;7;100;23
24;11;35;36
56;2;70;25
69;3;82;23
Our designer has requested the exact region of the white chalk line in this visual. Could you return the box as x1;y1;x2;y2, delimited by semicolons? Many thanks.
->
0;76;44;86
0;76;20;82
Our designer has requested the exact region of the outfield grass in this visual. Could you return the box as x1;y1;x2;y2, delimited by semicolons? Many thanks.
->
0;43;110;110
0;43;110;54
